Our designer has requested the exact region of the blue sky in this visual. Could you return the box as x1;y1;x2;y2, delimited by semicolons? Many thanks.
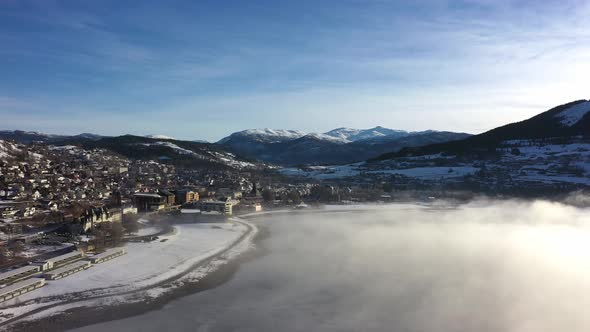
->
1;0;589;141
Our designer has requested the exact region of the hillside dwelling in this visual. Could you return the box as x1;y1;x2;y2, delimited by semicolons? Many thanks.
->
47;201;58;212
158;190;176;205
87;247;126;264
122;206;138;215
35;251;84;271
175;189;199;204
133;193;167;212
0;206;17;218
78;206;112;232
43;260;91;280
0;278;45;303
107;207;123;223
199;200;233;216
0;265;41;285
22;206;36;217
250;203;263;212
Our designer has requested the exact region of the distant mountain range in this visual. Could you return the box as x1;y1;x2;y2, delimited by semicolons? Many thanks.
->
217;127;471;165
218;126;430;145
3;99;589;174
0;130;105;144
0;131;211;145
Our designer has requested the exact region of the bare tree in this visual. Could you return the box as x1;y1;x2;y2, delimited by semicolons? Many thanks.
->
122;214;140;235
8;241;25;258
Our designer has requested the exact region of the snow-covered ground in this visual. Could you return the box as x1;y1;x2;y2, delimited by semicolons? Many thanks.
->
0;140;22;160
554;101;590;126
20;243;74;258
127;226;161;237
146;134;175;140
279;164;363;179
366;166;479;179
212;151;256;169
138;141;256;169
0;221;255;325
151;141;199;156
280;164;478;180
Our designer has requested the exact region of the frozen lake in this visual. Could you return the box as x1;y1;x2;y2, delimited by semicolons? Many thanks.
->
72;202;590;332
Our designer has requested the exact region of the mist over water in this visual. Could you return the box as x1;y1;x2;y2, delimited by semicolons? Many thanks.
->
74;201;590;332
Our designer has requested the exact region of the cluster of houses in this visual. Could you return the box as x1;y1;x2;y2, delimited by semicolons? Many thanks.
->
133;189;234;216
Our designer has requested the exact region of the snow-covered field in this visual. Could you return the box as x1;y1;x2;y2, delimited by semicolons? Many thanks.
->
132;226;161;237
20;243;74;258
366;166;479;179
280;164;478;180
0;221;255;325
279;164;362;179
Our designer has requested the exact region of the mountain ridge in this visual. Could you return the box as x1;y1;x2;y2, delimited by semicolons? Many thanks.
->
375;99;590;160
218;127;471;166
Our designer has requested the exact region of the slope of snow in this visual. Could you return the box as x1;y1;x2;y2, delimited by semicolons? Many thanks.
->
323;126;409;142
153;141;191;154
555;101;590;126
0;140;22;160
219;129;306;144
280;164;479;180
367;166;479;179
279;164;363;179
212;151;256;169
303;133;349;143
146;134;176;140
139;142;255;169
323;128;363;142
220;127;415;144
243;128;306;138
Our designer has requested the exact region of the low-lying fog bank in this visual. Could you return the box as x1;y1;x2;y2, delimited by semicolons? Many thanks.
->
74;200;590;332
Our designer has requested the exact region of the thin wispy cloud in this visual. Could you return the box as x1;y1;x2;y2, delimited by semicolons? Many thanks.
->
0;0;588;140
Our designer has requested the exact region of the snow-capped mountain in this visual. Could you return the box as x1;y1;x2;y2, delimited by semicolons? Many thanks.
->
219;126;420;145
218;129;306;144
324;126;410;142
146;134;176;140
554;100;590;127
218;127;470;166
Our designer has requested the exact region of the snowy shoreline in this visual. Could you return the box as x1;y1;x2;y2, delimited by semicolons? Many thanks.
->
0;218;259;331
